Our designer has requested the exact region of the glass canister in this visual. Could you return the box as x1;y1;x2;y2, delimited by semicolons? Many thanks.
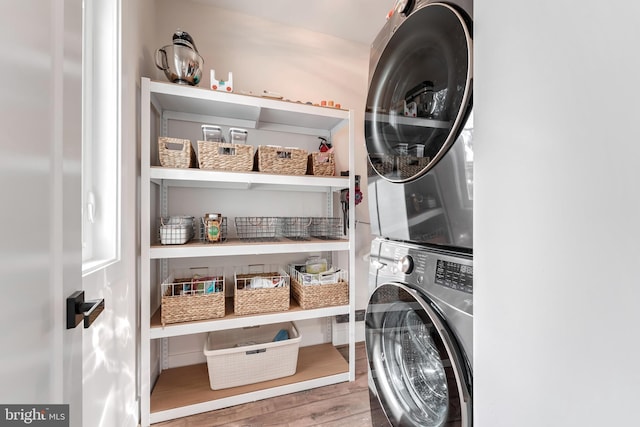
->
229;128;248;144
204;213;222;242
202;125;223;142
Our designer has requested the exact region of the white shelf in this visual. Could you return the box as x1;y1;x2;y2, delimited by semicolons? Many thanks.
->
150;238;350;259
150;166;349;192
150;80;349;137
150;301;349;339
140;77;356;426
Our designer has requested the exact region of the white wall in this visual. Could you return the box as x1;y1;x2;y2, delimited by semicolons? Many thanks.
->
475;1;640;426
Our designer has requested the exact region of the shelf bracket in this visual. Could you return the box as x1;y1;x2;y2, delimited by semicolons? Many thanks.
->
161;111;169;137
161;338;169;371
254;106;263;129
324;317;332;342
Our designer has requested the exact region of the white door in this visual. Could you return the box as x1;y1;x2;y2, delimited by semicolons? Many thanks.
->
0;0;83;425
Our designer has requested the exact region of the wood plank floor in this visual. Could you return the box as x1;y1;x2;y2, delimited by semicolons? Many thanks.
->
154;342;373;427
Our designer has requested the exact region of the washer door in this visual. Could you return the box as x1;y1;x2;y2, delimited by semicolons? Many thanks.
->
366;283;472;427
365;2;472;182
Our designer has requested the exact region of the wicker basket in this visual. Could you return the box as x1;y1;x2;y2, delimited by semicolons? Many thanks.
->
197;140;254;172
398;156;430;179
307;152;335;176
255;145;308;175
158;137;197;168
234;266;290;315
289;265;348;310
367;153;394;176
160;269;225;325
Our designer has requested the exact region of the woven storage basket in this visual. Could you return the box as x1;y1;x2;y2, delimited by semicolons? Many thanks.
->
158;137;197;168
398;156;430;179
234;266;290;315
197;140;254;172
161;271;225;325
289;266;348;310
367;153;394;176
255;145;308;175
307;152;335;176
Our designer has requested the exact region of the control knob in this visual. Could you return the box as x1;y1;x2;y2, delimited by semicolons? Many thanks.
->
397;255;414;274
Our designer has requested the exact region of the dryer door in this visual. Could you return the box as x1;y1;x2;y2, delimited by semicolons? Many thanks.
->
365;282;472;427
365;2;472;182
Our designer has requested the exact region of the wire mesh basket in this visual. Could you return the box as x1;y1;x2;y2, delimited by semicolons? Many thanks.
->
199;216;228;243
309;217;344;240
281;217;312;240
159;216;195;245
235;217;281;241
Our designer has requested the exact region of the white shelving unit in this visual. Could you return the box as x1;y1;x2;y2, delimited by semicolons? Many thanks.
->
140;78;356;425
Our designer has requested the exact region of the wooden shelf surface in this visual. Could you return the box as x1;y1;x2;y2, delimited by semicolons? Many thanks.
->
150;298;350;338
150;343;349;414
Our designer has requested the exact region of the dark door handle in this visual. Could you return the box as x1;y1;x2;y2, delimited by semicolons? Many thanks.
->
66;291;105;329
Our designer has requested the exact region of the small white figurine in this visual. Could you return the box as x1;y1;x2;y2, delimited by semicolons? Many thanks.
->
210;70;233;92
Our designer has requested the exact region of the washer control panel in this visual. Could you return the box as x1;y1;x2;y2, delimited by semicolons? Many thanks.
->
371;238;472;293
435;259;473;294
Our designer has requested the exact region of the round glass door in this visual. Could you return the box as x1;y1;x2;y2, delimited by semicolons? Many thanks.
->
365;283;471;426
365;2;472;182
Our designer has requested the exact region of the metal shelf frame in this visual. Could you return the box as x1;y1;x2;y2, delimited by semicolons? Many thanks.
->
140;78;356;426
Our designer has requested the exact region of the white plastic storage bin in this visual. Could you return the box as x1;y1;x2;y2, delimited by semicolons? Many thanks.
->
203;322;300;390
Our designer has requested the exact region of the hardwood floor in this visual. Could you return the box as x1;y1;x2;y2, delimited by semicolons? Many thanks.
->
154;342;373;427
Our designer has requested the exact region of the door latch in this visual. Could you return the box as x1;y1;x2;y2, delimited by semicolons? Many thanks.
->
66;291;104;329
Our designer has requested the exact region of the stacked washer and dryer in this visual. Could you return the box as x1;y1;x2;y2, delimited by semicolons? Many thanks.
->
364;1;474;426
